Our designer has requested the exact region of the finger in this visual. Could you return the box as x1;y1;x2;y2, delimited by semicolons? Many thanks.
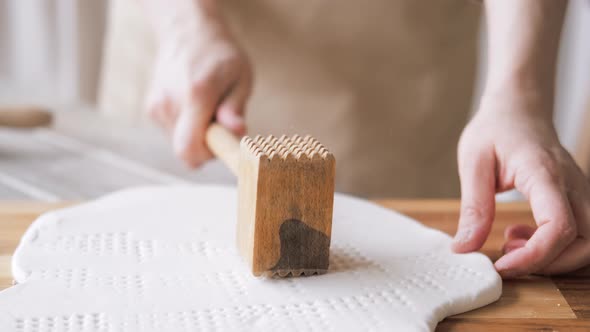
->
161;97;180;132
540;239;590;275
147;97;177;133
504;224;536;241
145;81;168;126
540;168;590;274
217;107;246;136
503;238;527;254
173;62;241;167
502;224;535;254
172;82;219;167
494;169;577;277
147;99;167;127
217;67;252;136
452;145;497;253
154;96;179;134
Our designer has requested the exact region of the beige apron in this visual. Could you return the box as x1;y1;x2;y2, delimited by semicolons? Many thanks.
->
100;0;481;198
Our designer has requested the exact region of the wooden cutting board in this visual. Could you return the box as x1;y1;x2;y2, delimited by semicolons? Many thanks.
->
0;200;589;331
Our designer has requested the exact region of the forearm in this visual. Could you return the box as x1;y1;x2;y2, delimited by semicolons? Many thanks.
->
141;0;221;42
484;0;567;114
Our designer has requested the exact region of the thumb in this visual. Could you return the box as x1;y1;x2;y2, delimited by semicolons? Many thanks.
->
453;145;497;253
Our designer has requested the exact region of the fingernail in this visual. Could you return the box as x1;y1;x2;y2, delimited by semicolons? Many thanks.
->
173;116;192;155
453;227;473;244
219;109;244;130
493;258;518;278
229;117;245;131
229;112;244;126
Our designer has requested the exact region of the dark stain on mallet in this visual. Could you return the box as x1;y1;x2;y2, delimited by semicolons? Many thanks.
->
270;219;330;277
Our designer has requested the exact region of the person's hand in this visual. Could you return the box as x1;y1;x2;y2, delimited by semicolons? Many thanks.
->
453;89;590;278
145;6;252;167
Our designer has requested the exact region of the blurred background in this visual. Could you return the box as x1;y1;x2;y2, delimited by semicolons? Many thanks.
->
0;0;588;200
0;0;233;201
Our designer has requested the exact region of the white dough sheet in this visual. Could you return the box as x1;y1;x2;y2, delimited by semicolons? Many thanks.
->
0;185;501;332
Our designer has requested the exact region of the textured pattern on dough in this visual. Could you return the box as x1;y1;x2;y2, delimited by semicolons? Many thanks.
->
0;185;501;332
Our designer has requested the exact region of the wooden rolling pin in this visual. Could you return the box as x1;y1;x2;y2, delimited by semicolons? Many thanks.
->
206;124;336;277
0;106;52;128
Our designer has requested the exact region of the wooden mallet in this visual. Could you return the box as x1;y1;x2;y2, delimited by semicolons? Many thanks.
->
206;124;336;277
0;106;52;128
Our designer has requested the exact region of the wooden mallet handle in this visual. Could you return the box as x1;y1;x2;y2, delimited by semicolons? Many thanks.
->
205;123;241;175
0;106;53;128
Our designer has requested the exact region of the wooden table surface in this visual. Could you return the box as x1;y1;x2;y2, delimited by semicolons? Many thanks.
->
1;200;589;331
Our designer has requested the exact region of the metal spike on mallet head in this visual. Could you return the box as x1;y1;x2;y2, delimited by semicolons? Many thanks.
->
206;124;336;277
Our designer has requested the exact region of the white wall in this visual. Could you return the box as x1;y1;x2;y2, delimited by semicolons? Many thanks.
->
0;1;9;77
0;0;108;106
555;0;590;152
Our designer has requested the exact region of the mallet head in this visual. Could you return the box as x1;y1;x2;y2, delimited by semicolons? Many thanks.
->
237;134;336;277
